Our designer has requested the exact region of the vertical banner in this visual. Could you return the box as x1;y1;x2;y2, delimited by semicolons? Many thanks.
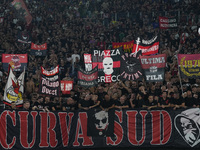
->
140;54;166;82
178;54;200;78
84;54;92;71
77;66;98;88
2;54;28;71
112;40;134;53
159;16;178;29
39;65;60;96
3;68;25;107
92;48;121;83
120;51;143;81
60;80;73;95
30;43;47;56
132;36;159;55
11;0;32;25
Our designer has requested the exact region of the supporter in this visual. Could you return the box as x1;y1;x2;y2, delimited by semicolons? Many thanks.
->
78;94;93;110
184;90;198;108
171;92;185;110
100;94;115;112
143;94;158;110
32;96;44;111
158;91;171;109
129;93;137;108
22;100;31;111
51;97;61;111
43;96;54;112
10;101;18;110
115;95;129;110
89;94;100;109
62;97;77;111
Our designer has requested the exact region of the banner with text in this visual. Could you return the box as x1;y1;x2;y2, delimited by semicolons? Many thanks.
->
30;43;47;56
77;66;98;88
0;108;200;149
60;80;73;95
159;16;178;29
112;40;134;53
132;36;159;55
120;50;143;81
84;54;92;71
178;54;200;78
2;54;27;72
92;48;122;83
140;54;166;82
39;65;60;96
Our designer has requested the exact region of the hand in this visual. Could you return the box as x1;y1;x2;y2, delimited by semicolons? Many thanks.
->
84;107;89;110
148;107;151;110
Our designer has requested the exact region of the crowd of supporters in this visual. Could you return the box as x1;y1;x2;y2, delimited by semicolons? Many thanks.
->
0;0;200;111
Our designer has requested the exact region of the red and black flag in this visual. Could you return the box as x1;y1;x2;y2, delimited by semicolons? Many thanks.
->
17;30;32;44
92;47;122;83
140;54;166;82
77;66;98;88
120;50;143;81
30;43;47;56
132;36;159;55
39;65;60;96
11;0;32;25
112;40;134;53
159;16;178;29
87;109;115;137
2;54;27;72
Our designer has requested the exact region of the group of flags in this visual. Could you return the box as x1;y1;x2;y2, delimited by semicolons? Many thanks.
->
81;47;167;85
2;0;200;109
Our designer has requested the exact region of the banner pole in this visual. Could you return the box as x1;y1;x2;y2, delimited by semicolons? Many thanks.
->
135;37;140;54
177;55;184;95
130;37;140;56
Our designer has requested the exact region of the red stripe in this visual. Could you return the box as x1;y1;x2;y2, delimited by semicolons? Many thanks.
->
3;101;22;107
93;61;120;69
78;71;98;81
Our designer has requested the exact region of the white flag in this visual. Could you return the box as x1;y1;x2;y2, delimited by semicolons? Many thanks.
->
3;68;25;107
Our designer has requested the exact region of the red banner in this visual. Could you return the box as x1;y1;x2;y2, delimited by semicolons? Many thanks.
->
60;80;73;95
2;54;27;71
30;43;47;56
112;40;134;53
